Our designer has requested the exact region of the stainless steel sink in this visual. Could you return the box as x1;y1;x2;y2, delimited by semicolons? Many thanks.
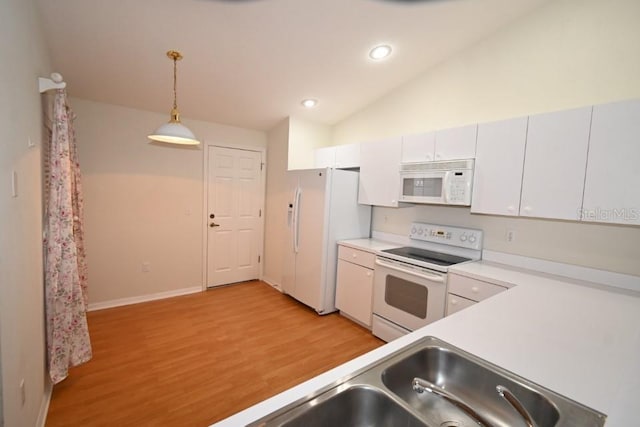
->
262;385;426;427
249;337;606;427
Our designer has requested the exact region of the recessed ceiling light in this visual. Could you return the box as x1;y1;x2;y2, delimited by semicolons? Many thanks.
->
301;99;318;108
369;44;392;61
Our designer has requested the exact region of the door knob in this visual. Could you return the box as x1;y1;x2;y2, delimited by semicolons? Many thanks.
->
210;222;220;228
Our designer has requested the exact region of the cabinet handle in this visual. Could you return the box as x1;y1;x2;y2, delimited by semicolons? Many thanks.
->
425;153;433;161
523;206;532;213
352;253;357;258
451;299;458;305
471;286;479;293
435;153;442;160
366;271;372;277
507;205;515;213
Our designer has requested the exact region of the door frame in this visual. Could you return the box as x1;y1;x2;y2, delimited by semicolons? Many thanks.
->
202;142;267;290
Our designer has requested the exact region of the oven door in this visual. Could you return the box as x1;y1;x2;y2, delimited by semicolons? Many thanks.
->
399;170;447;204
373;257;447;331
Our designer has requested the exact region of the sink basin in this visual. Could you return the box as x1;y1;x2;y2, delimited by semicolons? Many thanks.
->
249;337;606;427
382;345;560;426
258;385;425;427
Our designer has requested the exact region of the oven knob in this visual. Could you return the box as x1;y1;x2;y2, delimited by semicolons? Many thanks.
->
417;228;424;235
460;234;467;242
411;227;417;235
469;235;477;243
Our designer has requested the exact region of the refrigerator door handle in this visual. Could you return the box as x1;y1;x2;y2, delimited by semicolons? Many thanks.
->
293;186;302;253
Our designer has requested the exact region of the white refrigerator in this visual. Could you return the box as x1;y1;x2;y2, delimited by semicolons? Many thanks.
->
282;168;371;314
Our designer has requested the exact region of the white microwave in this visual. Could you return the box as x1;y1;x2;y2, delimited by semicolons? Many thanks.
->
399;159;474;205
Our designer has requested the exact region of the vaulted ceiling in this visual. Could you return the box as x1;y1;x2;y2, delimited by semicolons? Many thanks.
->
36;0;550;131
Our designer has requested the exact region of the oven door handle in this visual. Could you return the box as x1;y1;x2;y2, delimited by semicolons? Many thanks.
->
375;259;445;283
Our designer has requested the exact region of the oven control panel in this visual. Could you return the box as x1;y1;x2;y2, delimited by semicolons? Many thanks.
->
409;222;483;250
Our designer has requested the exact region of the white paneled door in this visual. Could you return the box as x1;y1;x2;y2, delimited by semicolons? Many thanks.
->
207;146;262;287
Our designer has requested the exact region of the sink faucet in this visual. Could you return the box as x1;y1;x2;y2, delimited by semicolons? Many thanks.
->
412;377;494;427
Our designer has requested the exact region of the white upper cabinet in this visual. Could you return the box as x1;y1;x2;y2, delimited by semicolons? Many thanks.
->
313;146;336;168
520;106;592;220
471;117;528;216
358;137;402;207
401;132;436;162
582;99;640;225
335;143;360;169
313;143;360;169
434;124;478;161
401;124;477;163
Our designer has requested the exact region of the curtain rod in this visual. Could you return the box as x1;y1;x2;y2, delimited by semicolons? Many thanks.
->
39;72;66;93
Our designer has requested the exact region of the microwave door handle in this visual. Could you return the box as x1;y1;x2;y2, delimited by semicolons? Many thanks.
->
375;259;445;283
442;171;451;203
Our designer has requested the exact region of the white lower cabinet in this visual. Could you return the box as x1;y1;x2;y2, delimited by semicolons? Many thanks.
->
447;294;476;316
336;246;375;328
446;273;508;316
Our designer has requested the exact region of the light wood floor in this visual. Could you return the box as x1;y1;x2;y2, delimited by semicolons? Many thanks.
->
46;281;384;426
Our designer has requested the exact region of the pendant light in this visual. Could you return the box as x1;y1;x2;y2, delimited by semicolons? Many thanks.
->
148;50;200;145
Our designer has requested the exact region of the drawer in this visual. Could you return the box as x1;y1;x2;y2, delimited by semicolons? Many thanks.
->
446;293;476;316
338;245;376;269
448;273;507;302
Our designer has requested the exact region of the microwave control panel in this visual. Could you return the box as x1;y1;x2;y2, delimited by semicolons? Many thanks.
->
410;222;483;250
447;170;472;204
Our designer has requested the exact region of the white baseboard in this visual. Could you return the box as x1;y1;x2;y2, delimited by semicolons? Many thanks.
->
261;277;282;292
37;379;52;427
87;286;202;312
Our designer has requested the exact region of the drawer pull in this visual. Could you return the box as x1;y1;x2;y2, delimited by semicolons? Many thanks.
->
366;271;372;277
471;286;479;293
451;299;458;305
352;253;357;258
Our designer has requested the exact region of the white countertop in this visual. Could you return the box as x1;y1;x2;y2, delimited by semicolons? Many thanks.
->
213;239;640;427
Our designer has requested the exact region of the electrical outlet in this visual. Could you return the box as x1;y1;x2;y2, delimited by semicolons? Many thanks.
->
141;262;151;273
20;379;25;407
505;229;516;243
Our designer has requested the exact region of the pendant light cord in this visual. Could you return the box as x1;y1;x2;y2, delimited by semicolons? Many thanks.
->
173;56;178;111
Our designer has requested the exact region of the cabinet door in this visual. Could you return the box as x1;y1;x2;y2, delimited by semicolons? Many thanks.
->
313;146;336;168
471;117;527;216
335;143;360;168
520;107;592;220
434;124;477;160
358;137;402;207
446;293;476;316
582;99;640;225
335;260;374;327
401;132;436;162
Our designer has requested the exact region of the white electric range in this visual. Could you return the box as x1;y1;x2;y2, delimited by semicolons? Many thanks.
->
372;222;483;342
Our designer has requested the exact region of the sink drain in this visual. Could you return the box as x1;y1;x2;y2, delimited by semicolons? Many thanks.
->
440;422;461;427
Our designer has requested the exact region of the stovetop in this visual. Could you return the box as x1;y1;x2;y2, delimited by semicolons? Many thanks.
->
376;223;483;272
381;246;471;267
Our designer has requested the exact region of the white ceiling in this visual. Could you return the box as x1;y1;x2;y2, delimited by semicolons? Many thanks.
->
36;0;550;131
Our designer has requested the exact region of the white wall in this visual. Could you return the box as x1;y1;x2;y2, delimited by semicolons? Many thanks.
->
287;116;331;170
71;98;266;305
263;118;290;288
0;0;51;425
331;0;640;276
334;0;640;144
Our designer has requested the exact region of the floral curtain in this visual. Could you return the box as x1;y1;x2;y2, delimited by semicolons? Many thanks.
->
44;89;92;384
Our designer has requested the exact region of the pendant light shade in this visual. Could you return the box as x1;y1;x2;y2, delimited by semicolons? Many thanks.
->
148;50;200;145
